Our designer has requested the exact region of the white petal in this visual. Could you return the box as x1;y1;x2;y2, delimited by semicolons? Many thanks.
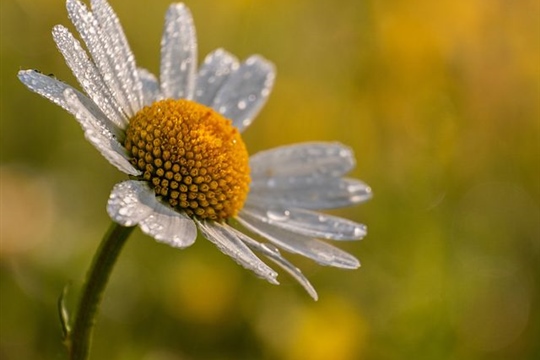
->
160;3;197;100
139;209;196;249
63;88;140;175
18;69;122;136
251;173;336;191
19;70;79;112
107;180;197;248
194;48;239;106
107;180;155;226
237;212;360;269
66;0;135;117
250;142;355;180
91;0;144;113
138;68;161;106
52;25;127;128
243;205;367;241
17;70;136;174
229;226;318;300
211;55;275;132
247;177;372;210
195;220;278;284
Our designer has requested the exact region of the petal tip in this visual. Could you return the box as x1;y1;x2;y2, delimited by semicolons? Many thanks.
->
168;2;190;16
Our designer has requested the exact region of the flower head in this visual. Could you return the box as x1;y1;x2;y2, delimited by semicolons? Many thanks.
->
18;0;372;299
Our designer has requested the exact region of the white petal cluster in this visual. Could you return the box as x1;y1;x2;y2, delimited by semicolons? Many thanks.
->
19;0;372;299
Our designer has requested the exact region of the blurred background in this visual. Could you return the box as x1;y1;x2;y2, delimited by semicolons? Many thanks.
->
1;0;539;359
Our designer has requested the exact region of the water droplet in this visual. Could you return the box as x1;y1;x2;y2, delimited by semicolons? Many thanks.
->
267;209;290;221
347;182;363;192
339;148;349;157
262;242;280;254
266;178;276;188
354;225;367;238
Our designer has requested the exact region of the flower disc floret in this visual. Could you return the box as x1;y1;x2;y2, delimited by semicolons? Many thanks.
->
125;99;250;220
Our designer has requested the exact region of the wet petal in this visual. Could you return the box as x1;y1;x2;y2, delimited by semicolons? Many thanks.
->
52;25;126;128
250;142;355;180
17;70;136;175
195;220;278;284
63;88;140;175
107;180;197;248
194;48;239;106
237;212;360;269
243;205;367;240
107;180;155;226
91;0;143;113
247;177;372;210
66;0;139;117
251;173;336;191
18;70;121;138
139;208;197;249
211;55;275;132
160;3;197;100
229;226;318;300
18;70;82;114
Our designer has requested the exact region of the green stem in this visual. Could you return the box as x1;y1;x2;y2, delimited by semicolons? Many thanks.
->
66;222;135;360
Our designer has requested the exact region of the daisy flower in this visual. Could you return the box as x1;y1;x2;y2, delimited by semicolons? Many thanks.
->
18;0;371;300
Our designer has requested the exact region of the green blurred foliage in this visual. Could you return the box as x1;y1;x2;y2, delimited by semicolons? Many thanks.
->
1;0;539;359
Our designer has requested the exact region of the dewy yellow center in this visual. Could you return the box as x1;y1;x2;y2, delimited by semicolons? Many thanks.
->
124;99;250;221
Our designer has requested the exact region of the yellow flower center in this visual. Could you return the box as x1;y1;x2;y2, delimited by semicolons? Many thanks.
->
124;99;250;221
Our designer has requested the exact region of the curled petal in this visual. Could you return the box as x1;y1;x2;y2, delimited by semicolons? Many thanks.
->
107;180;197;248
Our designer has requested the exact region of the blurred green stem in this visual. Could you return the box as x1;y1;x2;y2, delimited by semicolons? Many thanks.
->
66;222;134;360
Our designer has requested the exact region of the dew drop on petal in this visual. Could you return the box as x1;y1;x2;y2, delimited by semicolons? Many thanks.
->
266;178;276;188
241;118;251;127
353;224;367;238
266;209;290;222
